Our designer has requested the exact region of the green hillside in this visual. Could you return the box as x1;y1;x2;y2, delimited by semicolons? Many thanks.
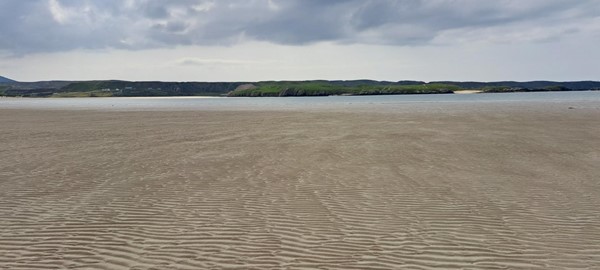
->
228;82;459;97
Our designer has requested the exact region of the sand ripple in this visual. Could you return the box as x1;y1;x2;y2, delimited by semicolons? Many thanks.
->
1;108;600;269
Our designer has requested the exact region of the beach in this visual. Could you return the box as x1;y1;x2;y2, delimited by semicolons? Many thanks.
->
1;102;600;269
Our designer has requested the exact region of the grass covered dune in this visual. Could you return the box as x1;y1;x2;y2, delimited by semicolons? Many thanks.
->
1;103;600;269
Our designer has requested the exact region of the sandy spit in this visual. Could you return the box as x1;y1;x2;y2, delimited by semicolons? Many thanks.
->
1;105;600;269
453;90;483;94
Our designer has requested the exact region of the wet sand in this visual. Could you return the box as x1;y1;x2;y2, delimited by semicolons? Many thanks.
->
1;104;600;269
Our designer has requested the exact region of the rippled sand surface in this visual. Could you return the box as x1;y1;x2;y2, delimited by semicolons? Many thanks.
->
1;105;600;269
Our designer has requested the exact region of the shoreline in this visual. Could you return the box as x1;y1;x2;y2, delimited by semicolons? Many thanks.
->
1;91;599;113
1;89;599;99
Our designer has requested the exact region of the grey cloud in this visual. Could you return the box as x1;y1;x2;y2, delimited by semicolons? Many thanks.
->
152;21;190;34
0;0;598;55
176;58;266;66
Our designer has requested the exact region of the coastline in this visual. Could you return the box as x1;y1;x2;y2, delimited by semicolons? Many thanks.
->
1;88;598;99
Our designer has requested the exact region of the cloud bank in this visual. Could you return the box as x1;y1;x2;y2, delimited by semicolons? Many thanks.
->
1;0;599;55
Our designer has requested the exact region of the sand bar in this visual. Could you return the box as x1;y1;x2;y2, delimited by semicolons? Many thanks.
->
1;101;600;269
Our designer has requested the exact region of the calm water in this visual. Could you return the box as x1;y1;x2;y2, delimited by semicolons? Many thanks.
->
1;91;599;111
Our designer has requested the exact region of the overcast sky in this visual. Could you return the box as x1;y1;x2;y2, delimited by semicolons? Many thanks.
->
1;0;599;82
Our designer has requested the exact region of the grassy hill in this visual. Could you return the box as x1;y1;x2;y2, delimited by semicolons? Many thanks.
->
228;81;459;97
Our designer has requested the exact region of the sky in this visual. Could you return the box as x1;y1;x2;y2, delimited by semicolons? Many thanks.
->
0;0;599;82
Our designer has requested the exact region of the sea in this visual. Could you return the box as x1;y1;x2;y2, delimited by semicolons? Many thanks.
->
1;91;599;111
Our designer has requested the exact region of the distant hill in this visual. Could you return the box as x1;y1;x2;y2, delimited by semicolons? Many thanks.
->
60;81;245;97
1;79;599;97
0;76;16;83
7;81;72;89
432;81;600;90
